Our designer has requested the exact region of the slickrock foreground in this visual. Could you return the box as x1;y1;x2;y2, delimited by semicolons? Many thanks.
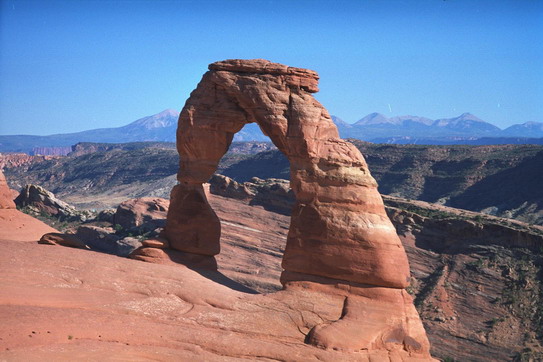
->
0;233;422;362
1;189;431;360
158;59;433;358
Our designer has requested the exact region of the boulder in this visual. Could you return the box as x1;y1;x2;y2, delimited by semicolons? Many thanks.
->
116;236;143;257
129;246;217;270
39;232;89;249
75;225;122;254
114;198;169;232
140;237;170;249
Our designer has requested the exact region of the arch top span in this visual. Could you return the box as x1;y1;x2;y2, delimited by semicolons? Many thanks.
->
165;59;410;289
209;58;320;93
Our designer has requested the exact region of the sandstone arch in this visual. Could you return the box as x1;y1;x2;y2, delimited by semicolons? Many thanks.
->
164;59;410;289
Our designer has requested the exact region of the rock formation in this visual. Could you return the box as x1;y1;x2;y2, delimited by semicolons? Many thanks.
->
114;197;169;232
39;232;89;249
0;170;16;209
165;59;409;286
162;59;433;358
209;174;293;214
14;184;93;221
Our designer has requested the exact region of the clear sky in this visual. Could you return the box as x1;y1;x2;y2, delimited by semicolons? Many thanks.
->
0;0;542;135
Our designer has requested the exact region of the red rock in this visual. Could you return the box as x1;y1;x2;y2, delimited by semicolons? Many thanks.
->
114;197;169;231
165;59;409;286
0;174;435;360
0;209;58;242
39;232;89;249
0;171;58;242
163;59;432;357
0;170;16;209
165;184;221;255
140;237;170;249
1;233;436;361
128;246;218;270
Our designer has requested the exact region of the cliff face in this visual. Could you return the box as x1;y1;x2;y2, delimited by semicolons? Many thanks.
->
384;198;543;361
31;147;72;156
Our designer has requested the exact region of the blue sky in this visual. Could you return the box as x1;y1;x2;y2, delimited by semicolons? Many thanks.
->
0;0;542;135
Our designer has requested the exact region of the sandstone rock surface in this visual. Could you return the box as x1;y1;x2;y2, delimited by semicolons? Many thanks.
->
165;59;410;288
5;188;541;360
39;232;89;249
114;197;169;231
0;171;58;241
163;59;432;357
1;232;436;361
0;209;58;242
0;170;16;209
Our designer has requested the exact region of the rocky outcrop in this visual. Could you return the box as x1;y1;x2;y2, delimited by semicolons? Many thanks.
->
4;190;543;360
163;59;432;358
0;170;16;209
114;197;169;232
39;232;89;249
14;184;93;221
209;174;293;214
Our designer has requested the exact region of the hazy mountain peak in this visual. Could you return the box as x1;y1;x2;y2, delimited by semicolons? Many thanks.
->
502;121;543;137
157;109;180;117
519;121;543;127
331;115;352;128
128;109;180;130
433;113;490;127
458;112;484;122
355;113;389;126
389;115;434;126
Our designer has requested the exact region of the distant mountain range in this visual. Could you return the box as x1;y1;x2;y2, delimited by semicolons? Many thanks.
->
333;112;543;143
1;109;542;154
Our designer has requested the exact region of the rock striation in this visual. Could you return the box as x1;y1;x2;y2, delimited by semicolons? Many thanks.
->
163;59;433;358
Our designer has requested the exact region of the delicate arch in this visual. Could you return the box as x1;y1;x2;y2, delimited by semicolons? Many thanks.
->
164;59;410;288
